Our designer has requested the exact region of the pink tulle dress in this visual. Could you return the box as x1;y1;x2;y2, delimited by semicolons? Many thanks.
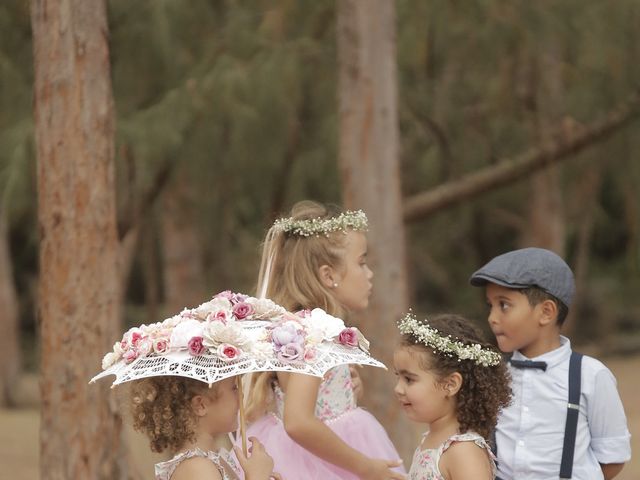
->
243;364;405;479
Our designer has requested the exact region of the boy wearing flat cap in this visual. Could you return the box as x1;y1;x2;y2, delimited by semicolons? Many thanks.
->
470;248;631;480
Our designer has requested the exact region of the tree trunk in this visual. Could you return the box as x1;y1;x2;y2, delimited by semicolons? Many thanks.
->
564;164;602;337
31;1;126;478
161;176;207;313
336;0;413;459
0;208;20;406
522;44;566;253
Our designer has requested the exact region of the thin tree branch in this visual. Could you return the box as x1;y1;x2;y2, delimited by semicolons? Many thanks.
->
404;88;640;222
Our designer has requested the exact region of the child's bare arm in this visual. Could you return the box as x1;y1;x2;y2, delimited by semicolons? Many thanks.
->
601;462;624;480
283;373;404;479
171;456;223;480
440;441;493;480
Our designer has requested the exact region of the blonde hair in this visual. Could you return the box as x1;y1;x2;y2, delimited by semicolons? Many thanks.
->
246;200;354;420
129;376;219;453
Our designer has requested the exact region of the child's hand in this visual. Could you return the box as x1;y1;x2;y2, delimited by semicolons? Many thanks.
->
359;458;405;480
233;437;277;480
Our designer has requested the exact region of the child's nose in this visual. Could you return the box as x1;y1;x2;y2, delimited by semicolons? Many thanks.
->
393;380;403;396
488;308;498;326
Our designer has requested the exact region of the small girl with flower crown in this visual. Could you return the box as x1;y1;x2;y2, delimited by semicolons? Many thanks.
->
243;200;405;479
394;313;511;480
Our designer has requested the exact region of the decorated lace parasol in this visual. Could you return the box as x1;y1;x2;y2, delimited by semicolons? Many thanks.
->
90;291;386;454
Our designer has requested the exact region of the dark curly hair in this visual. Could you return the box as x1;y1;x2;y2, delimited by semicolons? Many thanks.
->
400;313;512;440
128;376;219;453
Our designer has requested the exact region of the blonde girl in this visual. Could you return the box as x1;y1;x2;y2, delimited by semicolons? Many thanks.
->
243;200;405;479
393;313;511;480
130;375;277;480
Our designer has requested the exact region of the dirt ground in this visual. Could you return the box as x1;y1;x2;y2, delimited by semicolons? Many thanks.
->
2;354;639;480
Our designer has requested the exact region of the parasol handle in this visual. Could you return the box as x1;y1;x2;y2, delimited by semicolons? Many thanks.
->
237;376;248;457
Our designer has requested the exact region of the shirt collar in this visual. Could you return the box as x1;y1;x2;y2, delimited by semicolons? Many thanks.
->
511;335;571;369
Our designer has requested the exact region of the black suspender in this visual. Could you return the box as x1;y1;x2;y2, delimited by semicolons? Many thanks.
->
560;351;583;479
492;351;583;480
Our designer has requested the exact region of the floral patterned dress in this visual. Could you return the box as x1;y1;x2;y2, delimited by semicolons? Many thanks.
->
273;363;355;422
155;447;241;480
408;431;496;480
243;364;405;479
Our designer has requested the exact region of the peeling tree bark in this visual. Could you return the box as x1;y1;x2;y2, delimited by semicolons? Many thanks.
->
32;0;126;478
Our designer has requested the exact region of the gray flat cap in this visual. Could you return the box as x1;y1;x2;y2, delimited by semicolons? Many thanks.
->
469;247;575;307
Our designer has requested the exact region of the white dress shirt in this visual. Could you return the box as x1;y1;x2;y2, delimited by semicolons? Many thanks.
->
496;336;631;480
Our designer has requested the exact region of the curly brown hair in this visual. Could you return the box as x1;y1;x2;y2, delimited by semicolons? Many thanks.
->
128;376;219;453
400;313;512;440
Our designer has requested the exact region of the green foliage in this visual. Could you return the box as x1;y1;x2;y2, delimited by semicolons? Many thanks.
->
2;0;639;347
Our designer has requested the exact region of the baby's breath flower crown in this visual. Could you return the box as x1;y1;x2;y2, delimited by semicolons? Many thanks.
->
272;210;368;237
398;313;501;367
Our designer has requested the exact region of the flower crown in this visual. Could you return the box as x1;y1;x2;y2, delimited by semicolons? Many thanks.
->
398;313;501;367
272;210;368;237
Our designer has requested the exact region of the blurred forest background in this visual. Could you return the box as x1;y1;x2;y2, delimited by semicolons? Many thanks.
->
1;0;639;478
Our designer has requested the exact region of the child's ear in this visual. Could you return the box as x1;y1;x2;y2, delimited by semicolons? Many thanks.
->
443;372;463;397
539;299;558;326
318;264;336;289
191;394;208;417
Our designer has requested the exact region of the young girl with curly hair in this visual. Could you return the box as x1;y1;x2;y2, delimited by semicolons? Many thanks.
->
242;200;404;479
393;313;512;480
129;375;277;480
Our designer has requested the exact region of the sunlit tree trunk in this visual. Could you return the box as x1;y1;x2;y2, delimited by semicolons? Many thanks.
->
0;208;20;406
336;0;414;459
31;0;126;478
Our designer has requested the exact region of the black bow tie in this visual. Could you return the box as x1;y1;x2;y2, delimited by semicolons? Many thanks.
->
510;359;547;371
